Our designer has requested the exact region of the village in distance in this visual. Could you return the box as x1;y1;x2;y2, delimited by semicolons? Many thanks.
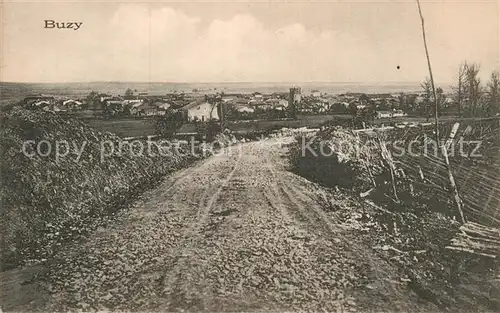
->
13;63;500;138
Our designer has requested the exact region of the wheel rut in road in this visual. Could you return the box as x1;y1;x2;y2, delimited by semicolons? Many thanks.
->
159;152;243;309
40;139;364;312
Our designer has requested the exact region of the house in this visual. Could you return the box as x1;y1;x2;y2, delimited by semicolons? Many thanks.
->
33;101;65;112
104;95;124;105
33;101;52;109
24;95;55;106
272;99;289;111
234;98;249;106
248;99;265;107
444;97;454;104
138;102;166;116
62;99;83;109
415;96;425;105
392;110;407;118
164;100;188;109
376;110;393;119
105;100;124;106
222;96;234;103
311;90;321;98
265;98;278;105
252;92;263;100
278;99;289;108
180;99;219;122
99;94;113;103
255;103;273;111
127;106;140;115
316;102;330;112
103;98;125;115
153;101;171;111
121;100;142;115
236;106;255;113
123;99;143;106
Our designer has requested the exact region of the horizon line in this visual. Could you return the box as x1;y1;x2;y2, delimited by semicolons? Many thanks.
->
1;80;452;85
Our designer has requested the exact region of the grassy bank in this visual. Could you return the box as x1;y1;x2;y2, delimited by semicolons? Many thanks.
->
0;108;204;270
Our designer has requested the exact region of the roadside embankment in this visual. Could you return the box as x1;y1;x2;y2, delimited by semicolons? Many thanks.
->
288;122;500;311
291;120;500;225
0;108;205;270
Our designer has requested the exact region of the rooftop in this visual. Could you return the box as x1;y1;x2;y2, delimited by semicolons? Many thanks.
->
180;98;209;111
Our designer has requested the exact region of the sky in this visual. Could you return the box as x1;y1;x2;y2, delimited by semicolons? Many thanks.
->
1;0;499;84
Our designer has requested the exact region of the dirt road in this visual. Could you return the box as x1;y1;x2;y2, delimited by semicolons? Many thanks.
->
18;138;429;312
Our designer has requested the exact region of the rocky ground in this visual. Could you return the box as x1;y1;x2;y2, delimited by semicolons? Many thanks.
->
1;137;494;312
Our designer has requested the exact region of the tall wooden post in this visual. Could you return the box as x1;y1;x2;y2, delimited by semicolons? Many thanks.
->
416;0;439;144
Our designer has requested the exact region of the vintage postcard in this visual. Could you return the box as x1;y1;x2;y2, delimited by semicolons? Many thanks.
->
1;0;499;312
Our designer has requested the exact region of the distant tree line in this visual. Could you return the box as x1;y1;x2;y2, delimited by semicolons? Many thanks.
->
422;62;500;118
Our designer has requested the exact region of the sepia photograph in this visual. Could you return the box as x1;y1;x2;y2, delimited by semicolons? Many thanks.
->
0;0;499;311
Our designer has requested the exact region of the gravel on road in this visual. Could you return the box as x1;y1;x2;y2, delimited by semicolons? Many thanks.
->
32;138;432;312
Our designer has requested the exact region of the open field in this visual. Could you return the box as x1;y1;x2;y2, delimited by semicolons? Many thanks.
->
84;118;158;138
80;114;474;138
81;115;350;138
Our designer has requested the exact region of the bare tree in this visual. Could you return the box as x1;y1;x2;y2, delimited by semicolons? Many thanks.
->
420;77;432;120
205;93;229;134
86;90;101;110
124;88;135;99
436;87;446;108
463;63;482;117
485;70;500;116
452;62;467;117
